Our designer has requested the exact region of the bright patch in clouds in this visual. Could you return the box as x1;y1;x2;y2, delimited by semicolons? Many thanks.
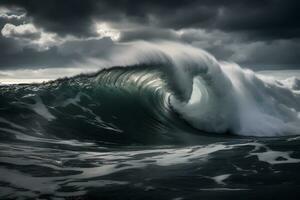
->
2;23;38;37
1;23;59;50
95;23;120;41
0;6;25;19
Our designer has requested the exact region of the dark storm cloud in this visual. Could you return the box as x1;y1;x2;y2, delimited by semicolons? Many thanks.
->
0;0;299;70
0;6;27;34
58;37;114;57
1;0;299;39
119;28;179;42
0;37;116;69
0;44;78;69
0;0;97;37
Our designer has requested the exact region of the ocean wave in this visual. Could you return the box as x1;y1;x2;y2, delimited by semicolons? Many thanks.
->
0;41;300;144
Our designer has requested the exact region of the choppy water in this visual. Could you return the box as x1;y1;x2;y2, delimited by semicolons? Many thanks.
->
1;137;300;199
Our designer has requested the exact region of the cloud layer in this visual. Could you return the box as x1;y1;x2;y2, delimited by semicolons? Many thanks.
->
0;0;299;70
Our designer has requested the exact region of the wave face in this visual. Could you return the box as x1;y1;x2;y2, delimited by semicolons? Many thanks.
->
0;66;199;145
1;42;300;146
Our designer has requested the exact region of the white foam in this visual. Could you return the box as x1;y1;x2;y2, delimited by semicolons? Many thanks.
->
211;174;231;185
250;148;300;165
234;142;300;165
24;95;56;121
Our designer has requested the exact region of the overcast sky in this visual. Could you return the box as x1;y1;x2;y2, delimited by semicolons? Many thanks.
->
0;0;300;71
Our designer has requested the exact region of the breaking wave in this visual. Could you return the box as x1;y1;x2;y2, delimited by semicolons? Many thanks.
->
1;41;300;145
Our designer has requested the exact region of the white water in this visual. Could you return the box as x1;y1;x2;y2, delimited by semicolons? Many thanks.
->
173;62;300;136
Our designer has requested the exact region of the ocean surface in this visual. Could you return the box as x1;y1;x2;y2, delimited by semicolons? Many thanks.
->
1;44;300;199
